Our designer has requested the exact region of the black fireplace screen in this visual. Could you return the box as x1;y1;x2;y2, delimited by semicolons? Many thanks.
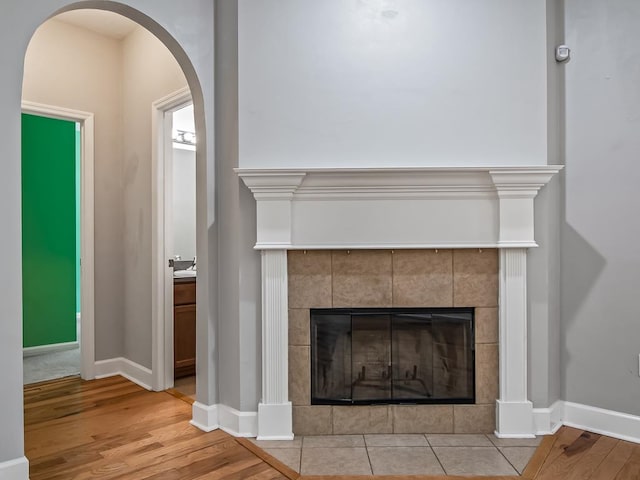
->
310;308;475;405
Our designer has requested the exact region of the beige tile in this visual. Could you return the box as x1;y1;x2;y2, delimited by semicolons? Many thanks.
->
427;433;493;447
392;405;454;433
499;446;538;474
288;309;310;346
303;434;365;448
475;343;499;404
263;448;301;472
364;434;428;447
293;406;332;435
454;404;496;433
332;250;392;307
475;307;498;344
301;447;371;475
288;346;310;405
333;406;392;434
392;249;453;307
453;249;498;307
487;434;542;447
250;437;302;448
368;446;445;475
433;446;518;476
288;250;332;308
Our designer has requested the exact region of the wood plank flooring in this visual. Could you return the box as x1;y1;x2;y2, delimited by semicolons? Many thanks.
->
24;376;286;480
24;375;640;479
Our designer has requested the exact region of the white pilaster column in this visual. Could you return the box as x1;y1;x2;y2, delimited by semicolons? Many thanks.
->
496;248;535;437
257;249;293;440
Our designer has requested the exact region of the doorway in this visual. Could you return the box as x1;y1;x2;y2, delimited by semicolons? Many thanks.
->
151;89;197;395
21;102;96;384
170;103;197;399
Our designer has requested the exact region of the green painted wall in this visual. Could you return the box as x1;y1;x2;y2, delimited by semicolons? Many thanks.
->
22;113;77;348
75;124;81;313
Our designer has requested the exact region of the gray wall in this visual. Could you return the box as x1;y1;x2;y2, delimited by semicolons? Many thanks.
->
238;0;549;168
562;0;640;415
528;0;564;409
121;24;188;369
215;0;262;412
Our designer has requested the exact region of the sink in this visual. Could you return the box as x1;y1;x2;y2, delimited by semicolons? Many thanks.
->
174;270;197;278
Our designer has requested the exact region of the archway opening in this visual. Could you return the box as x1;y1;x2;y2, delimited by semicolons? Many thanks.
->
20;4;207;399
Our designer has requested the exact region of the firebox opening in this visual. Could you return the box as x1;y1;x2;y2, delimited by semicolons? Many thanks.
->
310;308;475;405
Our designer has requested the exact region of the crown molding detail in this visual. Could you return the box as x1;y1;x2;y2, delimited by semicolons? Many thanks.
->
236;166;562;249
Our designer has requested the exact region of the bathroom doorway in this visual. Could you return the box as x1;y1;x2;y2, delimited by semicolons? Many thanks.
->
151;90;197;397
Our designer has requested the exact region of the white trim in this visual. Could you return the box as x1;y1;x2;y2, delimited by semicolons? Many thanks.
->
219;405;259;437
191;402;219;432
23;341;78;357
257;403;293;440
190;403;259;437
236;166;562;249
495;248;535;437
258;250;294;439
21;100;96;381
0;456;29;480
533;400;564;435
151;87;192;391
253;242;539;250
563;401;640;444
94;357;153;391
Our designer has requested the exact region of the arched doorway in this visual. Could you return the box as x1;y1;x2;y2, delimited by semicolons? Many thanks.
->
0;3;216;475
20;5;207;388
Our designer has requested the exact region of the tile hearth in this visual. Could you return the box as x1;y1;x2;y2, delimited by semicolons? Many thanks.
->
251;433;541;476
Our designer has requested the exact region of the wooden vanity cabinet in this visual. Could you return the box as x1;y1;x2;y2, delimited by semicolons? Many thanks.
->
174;278;196;378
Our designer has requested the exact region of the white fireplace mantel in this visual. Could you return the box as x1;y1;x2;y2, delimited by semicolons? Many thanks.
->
236;166;562;250
236;166;562;440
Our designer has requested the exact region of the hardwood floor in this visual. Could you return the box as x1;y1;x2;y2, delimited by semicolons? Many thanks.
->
24;376;287;480
24;376;640;479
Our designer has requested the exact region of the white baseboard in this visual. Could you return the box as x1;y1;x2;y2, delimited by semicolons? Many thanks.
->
0;456;29;480
533;400;564;435
495;400;536;438
94;357;153;391
23;341;78;357
218;405;258;437
190;402;257;437
191;402;219;432
257;402;293;440
563;401;640;444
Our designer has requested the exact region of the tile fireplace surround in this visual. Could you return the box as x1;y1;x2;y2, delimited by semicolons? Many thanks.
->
289;248;498;435
237;166;562;440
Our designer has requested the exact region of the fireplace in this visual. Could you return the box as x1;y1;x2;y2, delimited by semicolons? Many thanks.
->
237;166;562;439
311;308;474;405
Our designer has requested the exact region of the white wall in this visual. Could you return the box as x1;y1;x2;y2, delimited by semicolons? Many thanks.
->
173;147;197;260
23;18;125;361
562;0;640;416
121;24;188;369
238;0;549;168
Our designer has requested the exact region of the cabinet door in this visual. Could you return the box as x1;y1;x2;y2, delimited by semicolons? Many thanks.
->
174;304;196;378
